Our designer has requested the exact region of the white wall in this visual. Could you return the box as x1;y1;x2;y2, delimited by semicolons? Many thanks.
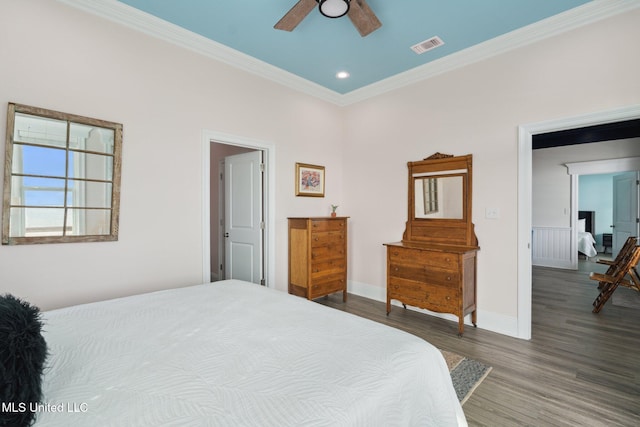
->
533;138;640;229
1;1;639;339
579;173;616;247
0;0;345;309
342;10;640;335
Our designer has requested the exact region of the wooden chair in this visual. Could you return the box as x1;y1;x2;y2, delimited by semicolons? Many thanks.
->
594;236;637;289
591;244;640;313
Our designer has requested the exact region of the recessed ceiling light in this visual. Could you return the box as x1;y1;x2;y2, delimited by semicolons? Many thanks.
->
336;71;350;79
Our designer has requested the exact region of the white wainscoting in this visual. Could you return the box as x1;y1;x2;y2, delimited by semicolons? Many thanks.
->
532;227;574;269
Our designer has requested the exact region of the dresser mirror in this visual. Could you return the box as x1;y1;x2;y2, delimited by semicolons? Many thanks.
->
414;175;464;219
403;153;477;247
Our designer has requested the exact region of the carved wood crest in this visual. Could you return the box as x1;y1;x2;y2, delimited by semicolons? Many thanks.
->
424;152;454;160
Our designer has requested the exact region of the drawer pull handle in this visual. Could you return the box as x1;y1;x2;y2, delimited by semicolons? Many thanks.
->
394;267;399;271
393;251;399;256
447;276;451;281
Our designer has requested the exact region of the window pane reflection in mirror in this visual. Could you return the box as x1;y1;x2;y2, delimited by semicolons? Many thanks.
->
414;175;464;219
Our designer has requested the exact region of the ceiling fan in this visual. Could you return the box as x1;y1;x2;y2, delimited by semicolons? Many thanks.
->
274;0;382;37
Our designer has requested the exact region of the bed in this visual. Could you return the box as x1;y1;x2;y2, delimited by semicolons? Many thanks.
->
578;210;597;258
34;280;466;426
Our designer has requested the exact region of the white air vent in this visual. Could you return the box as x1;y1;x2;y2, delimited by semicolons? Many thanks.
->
410;36;444;54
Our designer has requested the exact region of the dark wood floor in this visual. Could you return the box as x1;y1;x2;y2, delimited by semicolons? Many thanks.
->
316;258;640;426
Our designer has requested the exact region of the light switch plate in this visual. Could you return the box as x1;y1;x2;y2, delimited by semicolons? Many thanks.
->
485;207;500;219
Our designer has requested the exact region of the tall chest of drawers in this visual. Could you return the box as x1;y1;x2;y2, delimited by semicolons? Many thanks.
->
385;241;478;336
288;217;348;301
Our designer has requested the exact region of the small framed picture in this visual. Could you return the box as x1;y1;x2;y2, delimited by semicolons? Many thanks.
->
295;162;325;197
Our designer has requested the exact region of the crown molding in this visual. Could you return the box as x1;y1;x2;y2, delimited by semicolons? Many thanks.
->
56;0;639;107
55;0;344;104
341;0;640;105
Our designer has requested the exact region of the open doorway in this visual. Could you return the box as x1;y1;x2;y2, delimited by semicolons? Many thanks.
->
577;172;619;257
212;144;262;283
201;130;276;288
517;105;640;339
531;145;640;270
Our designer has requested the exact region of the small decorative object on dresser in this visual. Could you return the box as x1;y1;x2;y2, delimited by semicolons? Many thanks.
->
384;153;479;336
288;217;348;301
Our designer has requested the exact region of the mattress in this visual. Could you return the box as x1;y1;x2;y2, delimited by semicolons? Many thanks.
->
36;280;467;426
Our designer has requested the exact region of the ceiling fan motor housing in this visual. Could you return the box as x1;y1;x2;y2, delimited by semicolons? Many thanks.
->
318;0;350;18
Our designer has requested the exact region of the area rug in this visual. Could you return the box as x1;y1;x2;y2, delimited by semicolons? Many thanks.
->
441;350;492;405
612;286;640;309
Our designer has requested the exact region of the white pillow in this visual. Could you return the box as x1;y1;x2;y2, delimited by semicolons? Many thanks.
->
578;218;586;233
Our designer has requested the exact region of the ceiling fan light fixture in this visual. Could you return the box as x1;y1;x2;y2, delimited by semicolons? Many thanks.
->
318;0;350;19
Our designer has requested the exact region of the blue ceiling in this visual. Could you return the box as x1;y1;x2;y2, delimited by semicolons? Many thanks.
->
119;0;589;94
115;0;592;95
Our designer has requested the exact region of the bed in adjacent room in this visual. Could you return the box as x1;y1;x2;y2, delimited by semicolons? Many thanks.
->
34;280;466;426
578;210;597;258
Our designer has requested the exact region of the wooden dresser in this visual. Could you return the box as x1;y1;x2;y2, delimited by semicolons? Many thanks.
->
288;217;348;301
385;241;477;336
385;153;479;336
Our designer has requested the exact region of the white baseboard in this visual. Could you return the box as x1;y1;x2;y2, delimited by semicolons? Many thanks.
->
532;259;574;269
348;280;522;339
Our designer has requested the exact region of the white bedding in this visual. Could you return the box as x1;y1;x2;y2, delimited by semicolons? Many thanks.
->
578;231;597;257
36;280;466;426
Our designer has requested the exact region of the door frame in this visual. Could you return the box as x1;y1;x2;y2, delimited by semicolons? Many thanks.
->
201;129;276;287
218;158;225;280
517;103;640;340
565;159;640;268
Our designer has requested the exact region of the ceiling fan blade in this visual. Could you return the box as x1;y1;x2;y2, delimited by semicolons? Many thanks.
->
274;0;317;32
347;0;382;37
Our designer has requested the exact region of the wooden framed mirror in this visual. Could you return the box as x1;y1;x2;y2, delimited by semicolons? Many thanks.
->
2;103;122;245
403;152;477;247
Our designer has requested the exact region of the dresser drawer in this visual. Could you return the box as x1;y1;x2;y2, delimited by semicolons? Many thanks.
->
388;262;458;285
388;277;458;310
311;244;345;261
311;219;346;232
388;247;459;270
310;276;346;298
311;231;345;247
311;259;346;277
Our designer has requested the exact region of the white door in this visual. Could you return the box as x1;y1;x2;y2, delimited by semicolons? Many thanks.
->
224;151;263;284
612;171;639;256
